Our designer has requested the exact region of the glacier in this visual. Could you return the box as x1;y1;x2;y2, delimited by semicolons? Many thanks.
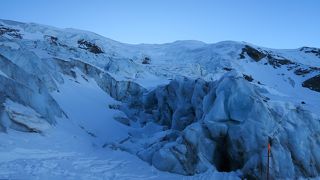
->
0;19;320;179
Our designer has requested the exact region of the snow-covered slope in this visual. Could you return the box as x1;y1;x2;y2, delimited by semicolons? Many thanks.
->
0;19;319;179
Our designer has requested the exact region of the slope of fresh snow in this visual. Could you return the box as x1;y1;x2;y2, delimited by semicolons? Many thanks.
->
51;69;129;145
271;48;320;67
237;57;320;115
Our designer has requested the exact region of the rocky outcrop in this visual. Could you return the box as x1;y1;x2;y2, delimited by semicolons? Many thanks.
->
239;45;320;81
294;67;319;76
302;74;320;92
266;54;295;68
142;56;151;64
44;35;58;45
0;25;22;39
239;45;266;61
77;39;103;54
300;47;320;58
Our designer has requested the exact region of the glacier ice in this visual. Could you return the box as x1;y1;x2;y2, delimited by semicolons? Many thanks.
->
0;19;320;179
116;73;320;179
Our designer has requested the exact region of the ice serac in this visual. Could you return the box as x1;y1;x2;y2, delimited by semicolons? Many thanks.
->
117;73;320;179
0;54;64;133
53;58;146;102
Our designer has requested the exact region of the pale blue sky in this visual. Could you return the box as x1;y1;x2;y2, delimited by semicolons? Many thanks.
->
0;0;319;48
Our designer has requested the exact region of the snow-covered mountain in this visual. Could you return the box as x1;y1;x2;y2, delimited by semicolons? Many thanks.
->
0;19;319;179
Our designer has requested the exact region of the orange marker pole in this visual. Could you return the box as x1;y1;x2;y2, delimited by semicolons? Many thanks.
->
267;142;271;180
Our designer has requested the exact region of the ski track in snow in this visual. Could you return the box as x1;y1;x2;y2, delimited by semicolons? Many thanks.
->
0;148;167;180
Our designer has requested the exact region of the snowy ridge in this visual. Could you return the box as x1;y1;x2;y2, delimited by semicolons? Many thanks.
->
0;19;320;179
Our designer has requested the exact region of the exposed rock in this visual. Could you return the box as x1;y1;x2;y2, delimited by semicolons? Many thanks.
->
77;39;103;54
243;74;253;82
302;74;320;92
44;35;58;45
240;45;266;61
294;67;320;76
0;25;22;39
142;56;151;64
223;67;233;71
300;47;320;57
266;54;295;68
294;68;313;76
